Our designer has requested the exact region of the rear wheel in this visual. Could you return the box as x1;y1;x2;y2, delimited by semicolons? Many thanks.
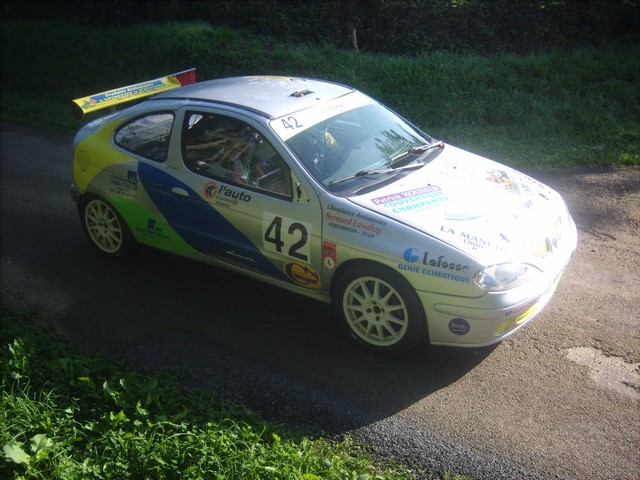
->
80;195;133;259
332;264;427;353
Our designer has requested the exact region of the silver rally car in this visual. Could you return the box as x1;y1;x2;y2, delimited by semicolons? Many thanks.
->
70;74;577;353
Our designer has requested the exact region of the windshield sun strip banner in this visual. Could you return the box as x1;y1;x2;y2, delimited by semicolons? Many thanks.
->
270;92;374;141
71;68;197;119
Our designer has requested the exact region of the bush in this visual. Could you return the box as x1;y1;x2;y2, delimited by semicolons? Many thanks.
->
3;0;639;55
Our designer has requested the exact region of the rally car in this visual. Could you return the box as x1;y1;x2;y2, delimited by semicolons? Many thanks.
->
70;70;577;353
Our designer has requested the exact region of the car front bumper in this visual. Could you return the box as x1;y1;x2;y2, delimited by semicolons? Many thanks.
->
422;219;577;347
423;270;564;347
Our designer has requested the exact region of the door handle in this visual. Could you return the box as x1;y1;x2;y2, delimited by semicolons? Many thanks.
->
171;187;189;197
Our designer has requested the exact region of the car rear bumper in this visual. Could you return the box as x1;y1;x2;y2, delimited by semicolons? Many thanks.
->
69;184;81;204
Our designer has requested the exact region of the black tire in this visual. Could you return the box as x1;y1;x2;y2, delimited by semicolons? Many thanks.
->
332;263;428;354
79;194;134;259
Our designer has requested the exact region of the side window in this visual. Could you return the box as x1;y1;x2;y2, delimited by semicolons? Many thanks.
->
114;113;174;162
182;112;292;198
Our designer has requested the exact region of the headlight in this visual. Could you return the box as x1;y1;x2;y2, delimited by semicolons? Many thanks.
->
473;263;540;291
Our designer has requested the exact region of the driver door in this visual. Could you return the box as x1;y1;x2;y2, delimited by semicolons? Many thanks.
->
177;109;325;290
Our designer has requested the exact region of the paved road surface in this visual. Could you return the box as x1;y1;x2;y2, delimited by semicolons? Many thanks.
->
1;123;638;479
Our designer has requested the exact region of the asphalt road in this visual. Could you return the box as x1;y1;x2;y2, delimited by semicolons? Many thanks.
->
1;123;638;480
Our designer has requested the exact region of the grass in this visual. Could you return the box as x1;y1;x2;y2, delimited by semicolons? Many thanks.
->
1;306;430;479
1;20;639;171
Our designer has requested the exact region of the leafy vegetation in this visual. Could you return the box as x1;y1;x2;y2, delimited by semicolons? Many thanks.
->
1;306;426;479
4;0;639;55
1;21;638;171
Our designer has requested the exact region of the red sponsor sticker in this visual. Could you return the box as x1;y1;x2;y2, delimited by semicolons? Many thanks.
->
322;240;337;270
371;185;441;205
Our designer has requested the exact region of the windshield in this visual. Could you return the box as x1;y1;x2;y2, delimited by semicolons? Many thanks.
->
283;102;434;189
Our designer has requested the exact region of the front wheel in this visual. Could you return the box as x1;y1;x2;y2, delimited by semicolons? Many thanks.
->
79;195;134;259
332;264;428;354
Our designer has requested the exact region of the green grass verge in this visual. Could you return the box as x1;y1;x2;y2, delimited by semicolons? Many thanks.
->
1;306;427;479
1;21;638;171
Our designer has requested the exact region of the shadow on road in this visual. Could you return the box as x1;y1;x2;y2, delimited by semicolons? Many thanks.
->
49;242;495;435
0;121;496;436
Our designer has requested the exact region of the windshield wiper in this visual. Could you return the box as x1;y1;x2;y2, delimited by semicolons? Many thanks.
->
329;160;425;187
328;141;443;187
389;140;444;164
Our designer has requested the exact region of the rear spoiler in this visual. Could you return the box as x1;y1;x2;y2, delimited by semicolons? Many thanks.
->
71;68;196;119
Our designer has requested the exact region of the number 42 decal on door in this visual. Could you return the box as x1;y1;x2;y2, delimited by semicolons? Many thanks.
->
262;213;312;262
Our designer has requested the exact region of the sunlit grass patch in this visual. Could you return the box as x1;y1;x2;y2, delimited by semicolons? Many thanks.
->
0;306;417;479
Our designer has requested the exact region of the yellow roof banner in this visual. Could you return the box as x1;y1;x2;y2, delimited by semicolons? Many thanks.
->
72;68;196;119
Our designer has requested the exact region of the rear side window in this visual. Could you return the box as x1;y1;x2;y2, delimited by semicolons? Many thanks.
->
114;113;174;162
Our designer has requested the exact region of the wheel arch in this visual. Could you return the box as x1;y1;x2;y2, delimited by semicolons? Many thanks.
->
330;258;406;300
78;192;136;259
330;257;430;352
331;258;430;334
78;192;135;231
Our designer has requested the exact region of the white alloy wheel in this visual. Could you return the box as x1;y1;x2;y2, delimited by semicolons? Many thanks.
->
343;276;408;347
334;264;427;353
81;196;132;258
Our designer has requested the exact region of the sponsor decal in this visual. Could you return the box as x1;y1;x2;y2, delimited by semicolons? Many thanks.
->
403;248;470;272
120;121;171;144
284;262;322;289
443;211;482;221
82;80;165;111
493;318;515;336
517;172;549;196
322;240;337;270
530;238;549;258
204;182;251;206
515;302;539;325
495;299;541;335
71;69;196;118
225;250;258;263
449;318;470;335
325;204;386;238
204;181;218;198
109;170;138;198
398;248;471;284
136;218;169;241
486;169;517;193
505;298;539;318
403;248;420;263
398;248;471;283
439;226;507;251
371;185;449;213
371;185;441;205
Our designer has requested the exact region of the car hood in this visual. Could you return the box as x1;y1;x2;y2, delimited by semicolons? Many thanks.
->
348;144;573;266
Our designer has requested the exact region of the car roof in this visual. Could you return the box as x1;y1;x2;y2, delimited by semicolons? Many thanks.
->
153;76;355;119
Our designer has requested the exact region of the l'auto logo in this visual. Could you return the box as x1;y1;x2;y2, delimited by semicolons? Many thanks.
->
204;182;218;198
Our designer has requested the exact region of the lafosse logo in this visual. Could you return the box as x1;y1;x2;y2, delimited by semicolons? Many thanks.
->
403;248;470;272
